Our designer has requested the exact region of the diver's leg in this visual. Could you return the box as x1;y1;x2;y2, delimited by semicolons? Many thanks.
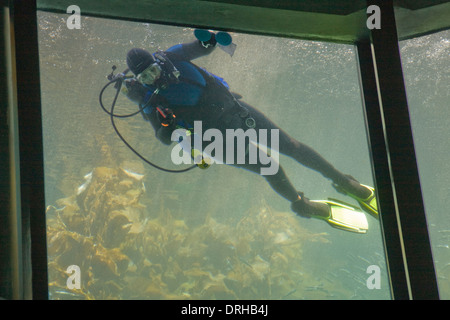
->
240;102;371;199
232;159;330;218
235;162;299;202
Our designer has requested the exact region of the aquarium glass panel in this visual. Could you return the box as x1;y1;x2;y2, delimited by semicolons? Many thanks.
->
38;11;391;300
398;30;450;299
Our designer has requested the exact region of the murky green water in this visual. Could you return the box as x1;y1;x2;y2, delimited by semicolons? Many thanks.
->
38;11;445;300
399;30;450;299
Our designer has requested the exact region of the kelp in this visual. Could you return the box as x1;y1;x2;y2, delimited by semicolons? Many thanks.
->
47;166;349;300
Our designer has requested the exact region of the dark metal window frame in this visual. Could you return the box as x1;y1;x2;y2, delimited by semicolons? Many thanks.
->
10;1;48;300
357;1;439;299
5;0;441;299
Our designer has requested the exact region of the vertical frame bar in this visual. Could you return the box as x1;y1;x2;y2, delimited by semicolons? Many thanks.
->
363;0;439;299
12;0;48;299
1;3;24;300
357;41;410;299
0;3;13;300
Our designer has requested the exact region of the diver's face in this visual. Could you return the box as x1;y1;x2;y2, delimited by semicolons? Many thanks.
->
137;63;162;85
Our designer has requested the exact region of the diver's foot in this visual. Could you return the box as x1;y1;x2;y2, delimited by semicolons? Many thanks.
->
333;176;378;219
333;175;372;199
291;194;330;219
351;185;378;219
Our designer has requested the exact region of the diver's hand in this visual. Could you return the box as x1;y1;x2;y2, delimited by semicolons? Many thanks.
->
156;106;176;127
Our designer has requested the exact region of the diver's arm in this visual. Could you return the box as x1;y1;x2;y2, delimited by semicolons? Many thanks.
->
166;39;216;61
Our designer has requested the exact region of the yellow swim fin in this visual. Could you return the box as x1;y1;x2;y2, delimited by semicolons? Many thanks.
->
333;181;379;219
348;184;379;220
310;199;369;234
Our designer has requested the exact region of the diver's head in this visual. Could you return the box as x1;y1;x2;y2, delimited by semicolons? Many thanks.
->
126;48;162;85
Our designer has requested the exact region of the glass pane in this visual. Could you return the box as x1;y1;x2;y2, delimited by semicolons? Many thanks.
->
38;11;390;300
399;30;450;299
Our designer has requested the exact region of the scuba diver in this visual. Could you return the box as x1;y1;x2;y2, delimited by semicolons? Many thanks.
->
113;29;378;233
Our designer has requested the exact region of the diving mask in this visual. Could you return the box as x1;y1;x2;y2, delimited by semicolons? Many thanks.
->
137;62;162;85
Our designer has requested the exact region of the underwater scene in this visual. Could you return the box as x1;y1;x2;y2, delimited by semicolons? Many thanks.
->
37;11;393;300
399;30;450;299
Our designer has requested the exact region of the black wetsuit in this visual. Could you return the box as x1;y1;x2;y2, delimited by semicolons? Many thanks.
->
125;40;370;212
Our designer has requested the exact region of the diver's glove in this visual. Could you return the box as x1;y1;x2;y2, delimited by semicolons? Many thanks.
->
121;78;147;105
194;29;217;48
156;106;176;127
